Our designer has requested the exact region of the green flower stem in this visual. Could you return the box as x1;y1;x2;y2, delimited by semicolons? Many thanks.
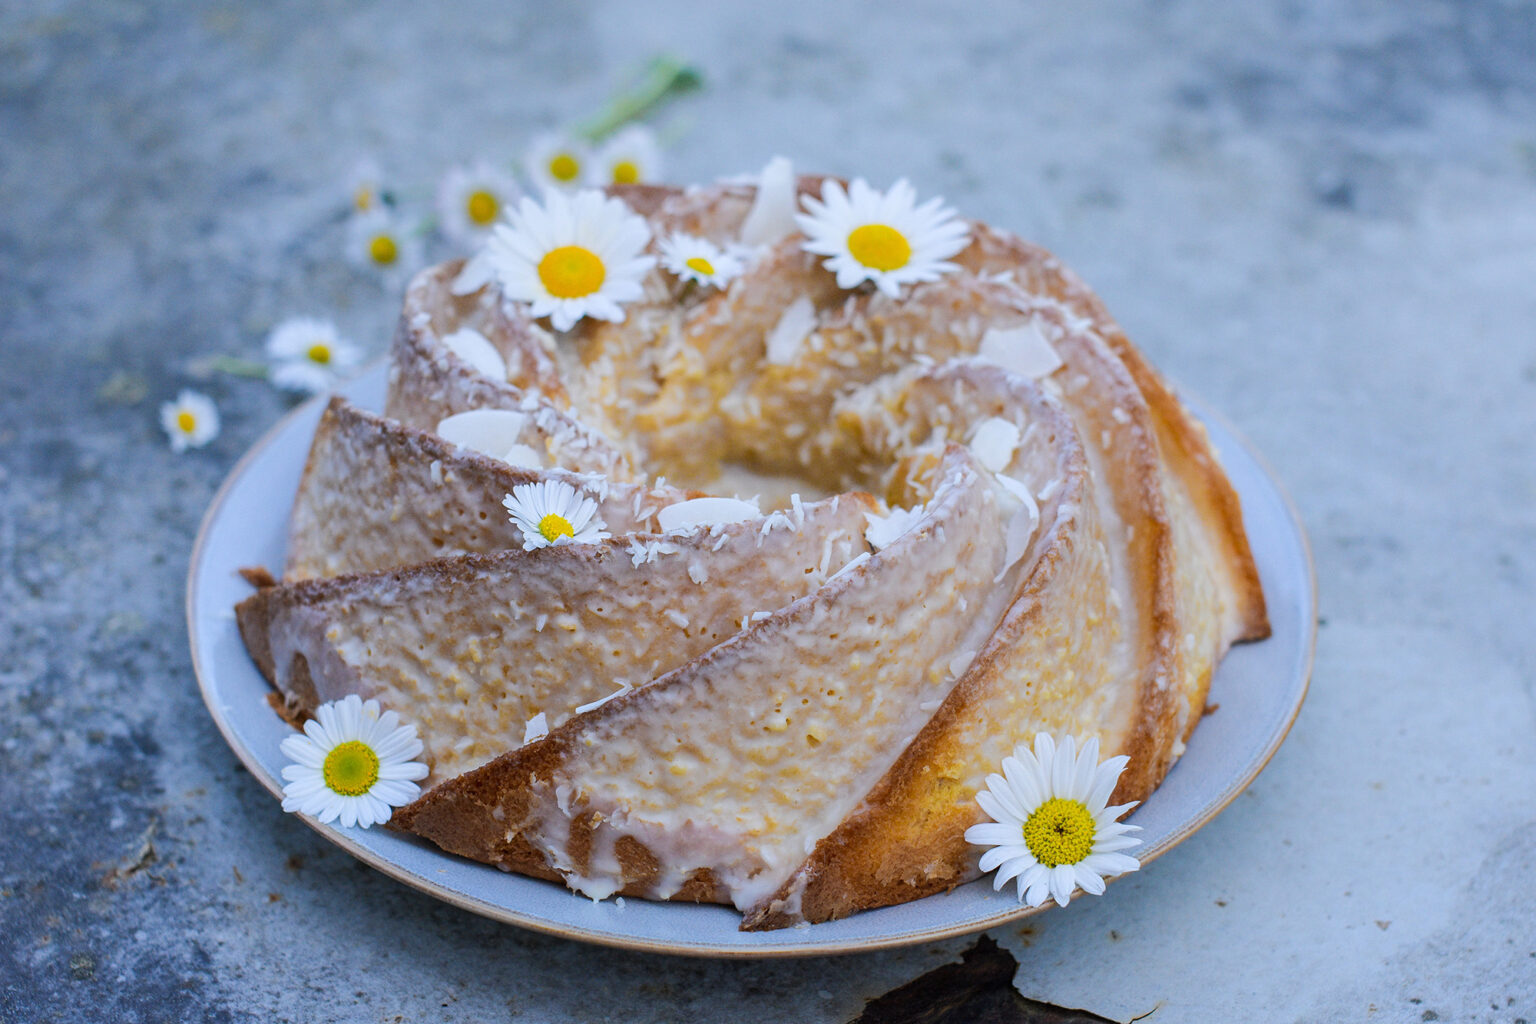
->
189;355;270;380
574;55;703;144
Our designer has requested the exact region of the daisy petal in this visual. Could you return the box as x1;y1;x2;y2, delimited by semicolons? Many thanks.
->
1049;864;1077;907
966;822;1024;847
1073;864;1107;896
1022;866;1052;907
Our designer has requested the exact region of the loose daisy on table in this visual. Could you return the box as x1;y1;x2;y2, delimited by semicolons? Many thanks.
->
265;317;362;394
503;479;609;550
347;208;420;279
481;188;654;332
657;232;745;289
525;133;591;193
345;157;387;214
279;694;429;829
589;125;662;187
159;389;220;452
436;161;521;246
964;733;1142;909
795;178;970;298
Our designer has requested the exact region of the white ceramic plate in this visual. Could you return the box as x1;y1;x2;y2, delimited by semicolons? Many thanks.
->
188;362;1314;958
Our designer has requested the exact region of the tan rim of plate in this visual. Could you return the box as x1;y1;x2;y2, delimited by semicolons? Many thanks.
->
186;369;1317;958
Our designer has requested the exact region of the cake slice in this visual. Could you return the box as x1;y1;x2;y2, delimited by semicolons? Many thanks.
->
392;444;1024;908
283;398;689;580
238;488;874;785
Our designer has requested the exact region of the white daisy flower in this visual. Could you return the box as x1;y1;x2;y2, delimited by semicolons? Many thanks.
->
436;161;521;245
482;189;655;332
345;157;387;214
279;694;429;829
525;133;591;193
589;125;662;187
795;178;971;298
964;733;1142;908
159;389;220;452
348;208;420;279
265;317;362;394
503;479;609;550
657;233;745;289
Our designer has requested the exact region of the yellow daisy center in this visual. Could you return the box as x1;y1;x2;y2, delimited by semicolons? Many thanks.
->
175;410;196;434
538;245;605;299
353;186;374;211
466;189;499;226
611;159;640;185
548;153;581;183
368;234;398;265
322;740;380;797
306;342;332;365
684;255;715;277
847;223;912;272
538;512;575;542
1022;797;1097;868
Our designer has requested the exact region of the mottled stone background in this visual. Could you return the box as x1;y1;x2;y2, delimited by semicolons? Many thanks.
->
2;2;1534;1021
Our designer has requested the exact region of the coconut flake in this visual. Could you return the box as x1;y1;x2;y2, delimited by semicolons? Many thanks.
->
436;409;528;459
739;156;798;247
993;473;1041;581
576;683;632;715
864;505;925;551
969;417;1022;473
658;496;761;533
501;442;544;469
522;712;549;745
766;297;816;365
450;253;495;296
947;648;978;680
828;551;871;582
978;321;1062;378
441;327;508;380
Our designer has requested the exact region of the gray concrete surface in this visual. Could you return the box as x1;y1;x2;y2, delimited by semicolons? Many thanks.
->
3;1;1534;1021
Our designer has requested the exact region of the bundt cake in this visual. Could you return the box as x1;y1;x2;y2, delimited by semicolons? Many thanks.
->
236;164;1269;929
